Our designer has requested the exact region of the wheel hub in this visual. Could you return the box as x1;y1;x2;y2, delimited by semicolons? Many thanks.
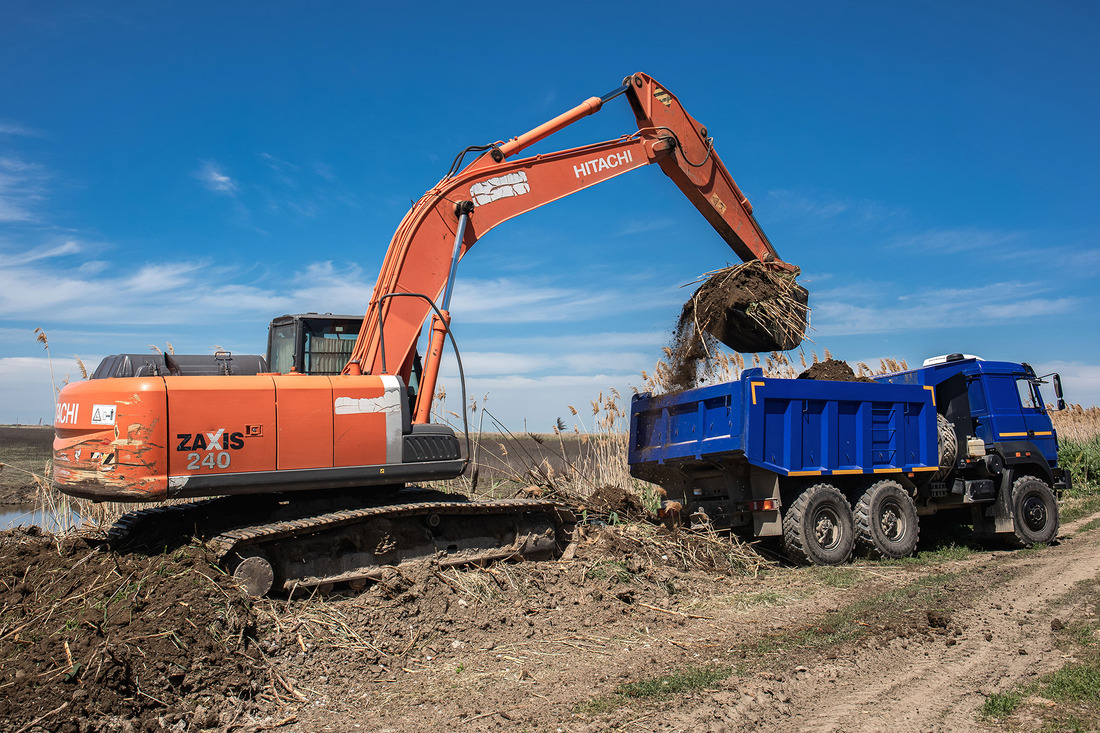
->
879;502;904;540
1022;495;1047;532
813;510;840;549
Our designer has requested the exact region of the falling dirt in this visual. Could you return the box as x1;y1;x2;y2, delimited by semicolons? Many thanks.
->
797;358;872;382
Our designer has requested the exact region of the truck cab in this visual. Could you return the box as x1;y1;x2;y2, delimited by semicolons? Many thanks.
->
877;354;1069;495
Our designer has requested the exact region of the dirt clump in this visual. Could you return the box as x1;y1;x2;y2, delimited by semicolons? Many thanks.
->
578;485;652;522
664;261;808;393
797;358;871;382
0;531;268;732
686;261;808;354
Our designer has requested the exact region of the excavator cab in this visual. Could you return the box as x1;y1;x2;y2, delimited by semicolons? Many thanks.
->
266;314;364;375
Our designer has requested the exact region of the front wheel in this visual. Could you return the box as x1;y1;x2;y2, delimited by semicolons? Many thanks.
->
1011;476;1059;546
854;480;919;559
782;484;855;566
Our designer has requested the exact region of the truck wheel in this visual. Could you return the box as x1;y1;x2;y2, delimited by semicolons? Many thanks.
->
782;484;855;566
854;480;919;559
1011;476;1059;546
935;413;957;480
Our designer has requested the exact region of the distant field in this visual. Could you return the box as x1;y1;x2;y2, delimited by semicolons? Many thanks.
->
0;425;52;504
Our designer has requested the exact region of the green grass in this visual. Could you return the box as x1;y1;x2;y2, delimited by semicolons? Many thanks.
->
980;691;1023;720
877;542;977;566
1060;436;1100;523
617;664;733;698
811;567;861;588
749;571;961;655
575;664;734;714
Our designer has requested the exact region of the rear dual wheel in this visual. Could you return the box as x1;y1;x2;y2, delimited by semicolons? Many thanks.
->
854;480;919;559
782;484;855;565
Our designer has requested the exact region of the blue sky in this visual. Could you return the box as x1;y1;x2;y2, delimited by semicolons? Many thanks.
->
1;1;1097;430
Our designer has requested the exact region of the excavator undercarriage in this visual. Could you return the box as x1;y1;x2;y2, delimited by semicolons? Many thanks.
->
106;488;575;596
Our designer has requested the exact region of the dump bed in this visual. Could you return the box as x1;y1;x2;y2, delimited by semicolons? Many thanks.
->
628;368;938;481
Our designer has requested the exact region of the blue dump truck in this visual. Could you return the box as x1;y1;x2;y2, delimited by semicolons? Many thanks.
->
628;354;1071;565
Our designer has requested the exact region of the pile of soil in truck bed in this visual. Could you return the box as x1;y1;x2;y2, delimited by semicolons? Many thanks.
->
797;358;872;382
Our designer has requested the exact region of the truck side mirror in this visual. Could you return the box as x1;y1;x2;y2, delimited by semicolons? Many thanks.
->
1053;373;1065;410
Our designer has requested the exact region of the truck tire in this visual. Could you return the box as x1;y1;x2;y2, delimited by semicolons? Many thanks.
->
782;484;855;566
935;413;957;480
854;480;919;559
1011;476;1059;546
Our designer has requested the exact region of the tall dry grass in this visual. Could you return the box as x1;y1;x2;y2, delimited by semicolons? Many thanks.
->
1051;404;1100;442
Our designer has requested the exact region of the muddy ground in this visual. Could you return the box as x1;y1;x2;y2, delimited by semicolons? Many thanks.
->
2;507;1098;733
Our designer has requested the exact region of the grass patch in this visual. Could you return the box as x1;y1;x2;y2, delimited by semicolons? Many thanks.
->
576;664;733;715
811;566;861;588
617;664;732;698
875;542;976;567
980;691;1023;720
1078;516;1100;533
1043;659;1100;702
749;571;961;656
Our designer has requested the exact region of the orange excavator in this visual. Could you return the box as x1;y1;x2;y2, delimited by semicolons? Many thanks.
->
52;73;804;595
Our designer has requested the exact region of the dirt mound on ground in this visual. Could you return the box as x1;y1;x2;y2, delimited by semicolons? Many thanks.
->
0;531;268;732
797;359;871;382
578;485;652;522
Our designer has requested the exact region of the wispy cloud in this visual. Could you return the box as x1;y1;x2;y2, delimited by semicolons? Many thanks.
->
888;226;1025;254
0;120;42;137
4;239;82;265
0;155;49;222
195;160;237;195
617;218;675;236
812;280;1080;337
766;189;902;226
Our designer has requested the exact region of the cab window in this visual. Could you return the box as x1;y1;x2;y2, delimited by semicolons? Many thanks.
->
1016;379;1042;411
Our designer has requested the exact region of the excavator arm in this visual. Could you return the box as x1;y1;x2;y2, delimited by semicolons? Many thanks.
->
344;72;801;422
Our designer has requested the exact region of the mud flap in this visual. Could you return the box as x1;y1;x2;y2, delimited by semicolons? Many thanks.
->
972;471;1015;536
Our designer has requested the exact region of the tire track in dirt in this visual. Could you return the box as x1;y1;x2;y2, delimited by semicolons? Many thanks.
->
758;516;1100;733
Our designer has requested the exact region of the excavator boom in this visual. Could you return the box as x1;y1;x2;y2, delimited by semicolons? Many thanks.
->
347;73;801;421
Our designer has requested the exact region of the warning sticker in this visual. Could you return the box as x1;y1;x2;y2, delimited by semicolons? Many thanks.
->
91;404;117;426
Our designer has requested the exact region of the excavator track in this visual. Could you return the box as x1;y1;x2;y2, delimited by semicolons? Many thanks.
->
104;489;576;596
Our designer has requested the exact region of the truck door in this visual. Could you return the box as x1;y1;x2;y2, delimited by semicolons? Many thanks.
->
1015;377;1059;464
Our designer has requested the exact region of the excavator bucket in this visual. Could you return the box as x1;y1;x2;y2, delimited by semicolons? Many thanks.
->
686;261;809;353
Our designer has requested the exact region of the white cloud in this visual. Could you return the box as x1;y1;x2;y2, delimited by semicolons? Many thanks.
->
1033;360;1100;408
196;160;237;195
0;121;42;137
888;226;1025;254
813;280;1080;336
0;155;48;222
766;189;900;225
0;357;60;424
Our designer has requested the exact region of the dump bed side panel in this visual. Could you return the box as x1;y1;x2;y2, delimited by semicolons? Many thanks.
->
629;370;938;479
745;377;937;477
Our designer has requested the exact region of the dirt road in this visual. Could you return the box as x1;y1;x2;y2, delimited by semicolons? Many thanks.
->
265;513;1100;733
